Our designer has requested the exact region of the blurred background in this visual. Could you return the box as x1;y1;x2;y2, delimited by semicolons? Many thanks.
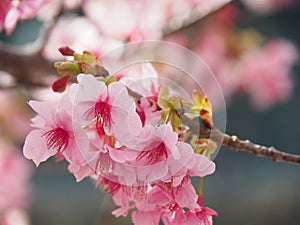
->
1;0;300;225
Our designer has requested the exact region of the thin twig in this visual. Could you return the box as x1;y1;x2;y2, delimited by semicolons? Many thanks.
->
0;44;56;87
181;115;300;165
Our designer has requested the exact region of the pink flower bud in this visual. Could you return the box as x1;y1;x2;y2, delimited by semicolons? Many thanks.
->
51;75;70;93
59;46;75;56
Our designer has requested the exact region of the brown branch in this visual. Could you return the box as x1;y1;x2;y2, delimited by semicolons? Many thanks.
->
181;116;300;165
0;44;56;88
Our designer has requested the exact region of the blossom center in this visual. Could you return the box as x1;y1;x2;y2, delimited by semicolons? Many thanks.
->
137;143;168;164
42;128;69;154
94;100;112;128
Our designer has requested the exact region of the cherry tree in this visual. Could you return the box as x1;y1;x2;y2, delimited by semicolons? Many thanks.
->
0;1;299;225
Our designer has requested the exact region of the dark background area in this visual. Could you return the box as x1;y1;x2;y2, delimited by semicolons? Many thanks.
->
1;2;300;225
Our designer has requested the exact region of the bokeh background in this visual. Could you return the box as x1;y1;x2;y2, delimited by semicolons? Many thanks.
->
1;1;300;225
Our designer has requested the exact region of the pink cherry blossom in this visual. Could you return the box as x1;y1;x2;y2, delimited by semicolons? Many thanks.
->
165;141;216;186
136;97;161;127
108;124;181;185
72;74;142;146
119;63;161;101
127;177;214;225
23;100;88;167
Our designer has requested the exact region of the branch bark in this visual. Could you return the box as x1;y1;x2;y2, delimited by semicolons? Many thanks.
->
0;44;56;88
181;116;300;165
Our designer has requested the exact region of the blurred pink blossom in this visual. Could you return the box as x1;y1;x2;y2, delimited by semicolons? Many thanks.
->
236;39;298;110
0;0;44;34
83;0;166;41
37;0;82;21
0;141;32;213
43;17;122;60
0;90;31;142
192;8;298;110
0;208;31;225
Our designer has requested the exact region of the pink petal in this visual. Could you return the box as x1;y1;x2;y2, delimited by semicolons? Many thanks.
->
186;154;216;177
28;101;56;125
75;74;106;102
23;129;56;166
108;146;138;163
174;178;199;210
68;163;92;182
4;8;19;35
132;210;161;225
168;142;194;175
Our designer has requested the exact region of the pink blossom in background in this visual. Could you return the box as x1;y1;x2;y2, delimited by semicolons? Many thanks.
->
82;0;235;43
0;0;45;34
0;90;31;142
0;140;32;214
194;24;240;100
236;39;298;110
190;5;299;110
83;0;170;41
0;208;31;225
43;17;122;60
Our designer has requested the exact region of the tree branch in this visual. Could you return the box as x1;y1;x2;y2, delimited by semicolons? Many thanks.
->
181;116;300;165
0;43;56;88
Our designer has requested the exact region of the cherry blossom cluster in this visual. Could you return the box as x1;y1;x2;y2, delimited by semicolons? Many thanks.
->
23;49;217;225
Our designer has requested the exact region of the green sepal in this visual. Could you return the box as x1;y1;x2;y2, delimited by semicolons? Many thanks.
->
54;61;81;76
